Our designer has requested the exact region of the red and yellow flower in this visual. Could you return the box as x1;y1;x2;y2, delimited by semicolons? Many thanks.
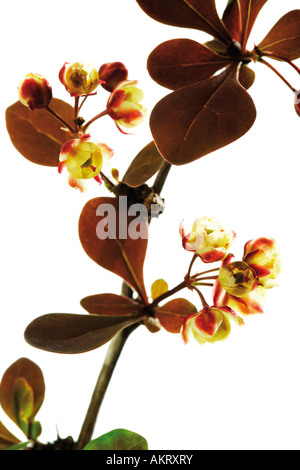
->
214;238;281;315
180;216;235;263
181;306;243;346
106;80;146;133
99;62;128;92
243;238;281;289
58;134;114;191
18;73;52;111
59;62;100;97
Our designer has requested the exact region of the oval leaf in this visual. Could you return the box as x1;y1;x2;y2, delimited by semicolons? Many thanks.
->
0;358;45;430
24;313;144;354
136;0;231;43
81;293;142;316
84;428;148;450
151;279;169;300
239;64;256;90
258;10;300;61
122;141;164;187
0;421;21;450
156;298;197;333
223;0;268;49
150;64;257;165
79;197;148;302
6;98;74;166
147;39;231;90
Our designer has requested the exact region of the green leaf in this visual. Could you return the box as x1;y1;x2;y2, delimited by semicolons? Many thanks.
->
2;441;30;451
258;10;300;61
83;429;148;450
24;313;145;354
122;141;164;187
5;98;74;167
150;64;257;165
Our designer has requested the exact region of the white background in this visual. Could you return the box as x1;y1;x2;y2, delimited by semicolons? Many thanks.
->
1;0;300;451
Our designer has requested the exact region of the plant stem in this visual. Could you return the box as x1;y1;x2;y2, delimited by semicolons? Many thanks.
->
45;106;75;134
260;52;300;76
76;322;139;450
153;161;171;195
76;157;172;449
150;280;188;309
259;58;297;92
82;109;110;133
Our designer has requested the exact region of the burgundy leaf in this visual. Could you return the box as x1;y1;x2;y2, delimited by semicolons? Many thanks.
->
155;298;197;333
222;0;268;49
258;10;300;61
135;0;232;43
150;64;257;165
122;141;163;187
81;293;142;316
147;39;231;90
5;99;74;167
79;197;148;302
238;64;256;90
24;313;144;354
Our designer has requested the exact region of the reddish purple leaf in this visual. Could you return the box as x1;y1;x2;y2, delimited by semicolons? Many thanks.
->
0;421;21;449
135;0;232;43
5;99;74;167
24;313;144;354
222;0;268;49
258;10;300;61
150;64;257;165
81;293;142;316
147;39;231;90
122;141;163;187
155;298;197;333
0;358;45;426
79;197;148;302
238;64;256;90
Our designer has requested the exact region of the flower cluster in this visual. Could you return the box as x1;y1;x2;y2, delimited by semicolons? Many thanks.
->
17;61;146;191
180;218;281;346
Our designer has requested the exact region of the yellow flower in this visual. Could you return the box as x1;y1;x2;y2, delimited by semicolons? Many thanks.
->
107;80;146;133
243;238;281;289
218;261;257;297
59;134;113;191
181;306;242;345
18;73;52;111
180;216;235;263
59;62;99;96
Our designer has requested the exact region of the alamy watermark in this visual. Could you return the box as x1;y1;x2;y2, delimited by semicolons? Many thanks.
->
96;196;163;240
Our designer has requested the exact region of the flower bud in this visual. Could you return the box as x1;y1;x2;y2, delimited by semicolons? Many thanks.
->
18;73;52;111
243;237;281;289
59;135;114;190
218;261;257;297
295;90;300;117
99;62;128;92
59;62;99;96
181;307;232;345
106;80;146;133
180;216;235;263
